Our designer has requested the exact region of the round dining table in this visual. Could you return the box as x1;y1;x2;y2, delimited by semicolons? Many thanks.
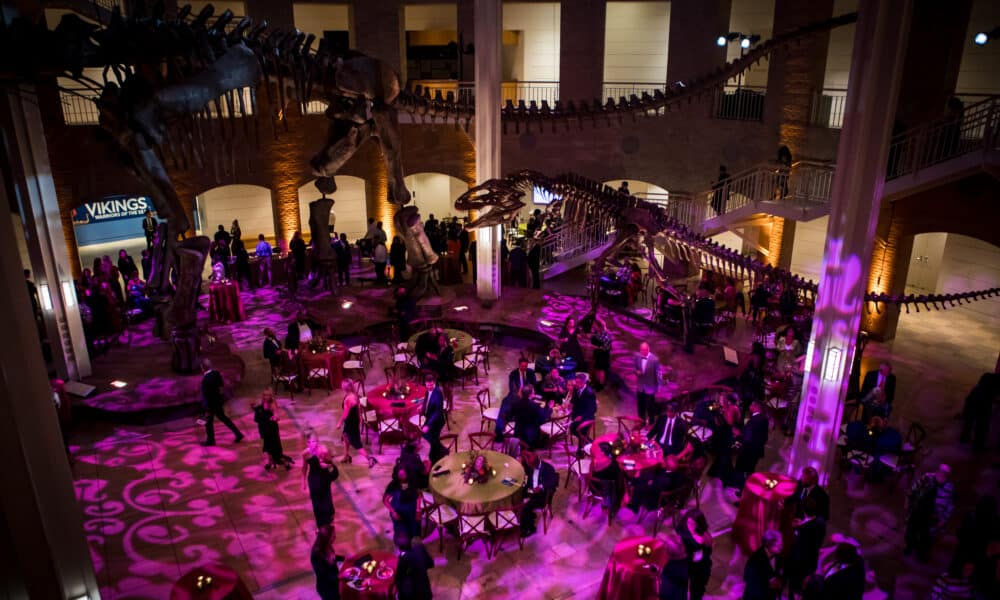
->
299;343;347;390
590;432;664;476
408;328;474;360
170;562;253;600
366;383;425;420
596;536;668;600
732;471;798;555
340;550;397;600
208;280;245;323
429;450;526;514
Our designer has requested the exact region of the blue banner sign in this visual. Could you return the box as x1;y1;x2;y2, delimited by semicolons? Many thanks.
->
72;195;152;225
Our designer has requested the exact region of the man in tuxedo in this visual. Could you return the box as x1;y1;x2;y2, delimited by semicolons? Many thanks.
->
141;210;157;249
421;375;448;463
393;532;434;599
730;401;769;492
788;466;831;521
214;224;231;244
860;362;896;420
511;387;553;450
519;449;558;536
648;402;689;457
200;359;244;446
569;374;597;454
743;529;784;600
634;342;661;425
508;356;537;396
285;310;322;350
786;499;827;597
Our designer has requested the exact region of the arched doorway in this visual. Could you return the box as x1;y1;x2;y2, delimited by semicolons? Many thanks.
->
404;172;471;221
297;176;368;242
194;184;275;244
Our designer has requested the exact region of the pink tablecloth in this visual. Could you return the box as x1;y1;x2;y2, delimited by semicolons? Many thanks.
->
170;562;253;600
597;536;667;600
590;433;663;475
341;550;397;600
732;471;797;555
366;383;426;420
208;281;244;323
300;345;347;389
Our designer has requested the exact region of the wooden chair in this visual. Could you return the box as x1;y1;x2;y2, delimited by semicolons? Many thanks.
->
376;412;405;453
471;343;491;374
452;354;479;387
456;512;491;560
439;433;459;455
347;339;373;366
423;496;459;553
539;414;570;458
879;422;926;490
271;351;299;400
571;419;596;453
305;363;331;394
564;444;592;501
384;364;416;385
489;503;525;558
468;432;496;452
476;387;498;432
581;472;615;525
357;396;379;444
652;487;690;535
616;416;645;436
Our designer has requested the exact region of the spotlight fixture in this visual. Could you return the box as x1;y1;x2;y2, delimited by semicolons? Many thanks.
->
740;34;761;49
716;35;727;47
973;27;1000;46
716;32;742;46
341;301;353;309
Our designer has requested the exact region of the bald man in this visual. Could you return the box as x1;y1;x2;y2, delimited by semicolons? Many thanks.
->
634;342;661;425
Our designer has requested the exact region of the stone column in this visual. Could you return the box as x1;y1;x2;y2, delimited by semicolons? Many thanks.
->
667;0;731;84
559;0;606;102
789;0;912;482
4;86;91;381
0;114;100;600
351;0;405;75
475;0;502;304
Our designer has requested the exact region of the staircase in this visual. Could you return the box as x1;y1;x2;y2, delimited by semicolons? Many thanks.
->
538;220;615;279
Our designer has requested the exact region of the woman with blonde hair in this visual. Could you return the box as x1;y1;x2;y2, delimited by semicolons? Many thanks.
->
254;390;293;470
338;381;377;468
301;430;339;527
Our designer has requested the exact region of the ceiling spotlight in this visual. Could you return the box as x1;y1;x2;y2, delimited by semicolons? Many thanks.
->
974;32;989;45
740;37;751;49
740;34;761;49
341;301;353;309
716;32;742;47
716;35;727;47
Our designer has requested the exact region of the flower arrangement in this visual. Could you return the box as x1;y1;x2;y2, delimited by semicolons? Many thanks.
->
307;338;328;354
608;432;646;457
460;452;496;485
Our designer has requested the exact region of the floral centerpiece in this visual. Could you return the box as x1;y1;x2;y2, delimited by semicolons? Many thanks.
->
607;431;647;457
383;374;411;399
460;452;496;485
307;338;328;354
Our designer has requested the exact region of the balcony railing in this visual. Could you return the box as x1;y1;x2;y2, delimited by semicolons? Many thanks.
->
602;82;667;102
810;89;847;129
712;85;766;121
537;218;615;271
58;85;257;126
886;95;1000;180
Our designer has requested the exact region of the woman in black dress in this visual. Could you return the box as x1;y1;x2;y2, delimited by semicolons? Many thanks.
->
659;531;690;600
301;433;339;528
559;316;585;370
253;391;293;470
589;312;612;391
289;230;307;277
677;509;713;600
337;386;377;467
311;524;341;600
383;467;420;538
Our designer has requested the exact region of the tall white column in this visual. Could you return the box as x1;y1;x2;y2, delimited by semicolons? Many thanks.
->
7;85;91;380
789;0;912;482
474;0;502;304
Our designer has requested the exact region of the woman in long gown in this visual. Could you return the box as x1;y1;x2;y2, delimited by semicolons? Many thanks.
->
301;432;339;528
659;531;690;600
310;524;340;600
338;385;377;467
383;466;420;538
559;317;585;370
253;390;293;470
677;509;713;600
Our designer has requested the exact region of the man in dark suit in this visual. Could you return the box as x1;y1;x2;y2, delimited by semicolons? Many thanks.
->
494;387;517;443
648;402;689;457
142;210;157;249
731;401;769;492
859;362;896;420
519;449;558;536
285;310;322;350
511;388;553;450
788;466;831;521
569;374;597;454
213;224;231;244
803;542;865;599
786;499;827;596
393;532;433;599
634;342;661;425
200;359;244;446
508;356;537;396
743;529;784;600
421;375;448;463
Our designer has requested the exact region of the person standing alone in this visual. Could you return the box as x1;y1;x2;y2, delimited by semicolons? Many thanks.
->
200;359;244;446
255;234;273;287
634;342;661;425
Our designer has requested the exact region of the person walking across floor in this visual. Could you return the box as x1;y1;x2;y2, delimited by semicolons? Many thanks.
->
253;390;293;470
301;431;339;527
905;463;956;562
255;234;273;287
730;400;769;493
634;341;661;426
421;374;448;463
200;359;244;446
394;532;434;600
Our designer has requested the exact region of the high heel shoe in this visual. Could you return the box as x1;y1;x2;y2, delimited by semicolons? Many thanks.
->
340;455;353;464
368;457;378;468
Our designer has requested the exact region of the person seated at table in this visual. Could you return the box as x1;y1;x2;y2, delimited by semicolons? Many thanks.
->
494;386;519;443
383;466;420;538
394;532;434;600
431;332;457;382
125;274;152;315
788;466;831;522
648;402;690;458
414;328;442;369
786;498;827;599
286;310;323;350
395;440;429;490
338;385;378;468
692;286;716;341
508;356;537;396
310;525;341;600
860;361;896;421
802;542;865;600
519;449;558;537
559;317;586;369
512;387;553;450
775;326;803;374
744;529;785;600
541;368;568;404
534;347;561;379
729;400;769;493
262;327;282;367
569;373;597;456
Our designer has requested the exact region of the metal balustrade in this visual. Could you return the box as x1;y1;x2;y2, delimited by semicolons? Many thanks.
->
810;89;847;129
886;95;999;180
712;85;766;121
602;82;667;102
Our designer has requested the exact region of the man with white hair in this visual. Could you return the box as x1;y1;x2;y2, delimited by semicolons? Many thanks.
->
634;341;661;425
904;463;955;562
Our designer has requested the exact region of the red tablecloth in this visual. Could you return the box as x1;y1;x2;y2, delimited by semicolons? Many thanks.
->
340;550;397;600
170;562;253;600
300;344;347;389
366;383;426;420
591;433;663;475
597;536;667;600
208;281;245;322
732;471;797;555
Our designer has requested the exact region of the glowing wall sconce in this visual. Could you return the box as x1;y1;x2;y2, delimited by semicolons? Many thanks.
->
110;380;128;389
38;283;53;312
822;347;844;383
62;281;76;308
